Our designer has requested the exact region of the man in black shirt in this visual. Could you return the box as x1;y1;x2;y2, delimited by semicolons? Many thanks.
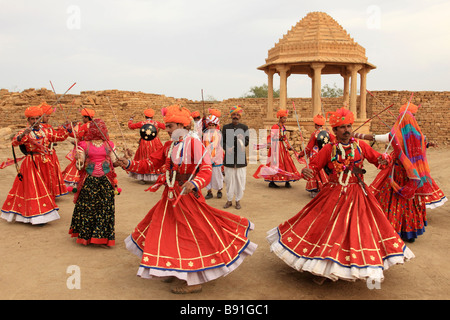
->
221;106;249;210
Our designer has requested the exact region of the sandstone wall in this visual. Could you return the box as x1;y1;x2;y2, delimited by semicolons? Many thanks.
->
366;91;449;147
0;88;448;154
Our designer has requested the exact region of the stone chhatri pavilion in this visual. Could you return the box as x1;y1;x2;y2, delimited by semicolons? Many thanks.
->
258;11;376;131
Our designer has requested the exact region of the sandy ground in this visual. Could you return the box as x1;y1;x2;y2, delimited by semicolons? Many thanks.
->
0;142;449;301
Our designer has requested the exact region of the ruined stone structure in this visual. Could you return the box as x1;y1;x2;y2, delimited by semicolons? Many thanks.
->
258;11;376;133
0;89;448;156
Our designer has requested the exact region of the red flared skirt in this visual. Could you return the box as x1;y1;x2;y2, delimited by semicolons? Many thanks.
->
48;151;68;197
421;178;447;209
1;155;60;224
128;138;163;181
305;168;329;192
62;158;80;186
268;177;414;282
253;142;301;182
370;165;427;240
124;183;256;285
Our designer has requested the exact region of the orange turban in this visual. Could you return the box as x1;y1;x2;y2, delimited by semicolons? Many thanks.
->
144;108;155;118
191;111;201;118
208;108;221;117
230;105;243;116
326;107;354;128
164;104;191;126
39;102;54;115
313;114;326;126
81;108;95;118
276;109;288;118
399;102;419;114
24;106;43;118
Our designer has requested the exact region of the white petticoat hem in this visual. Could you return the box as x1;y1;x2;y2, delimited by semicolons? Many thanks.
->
128;172;159;182
124;222;257;286
426;196;447;209
1;209;60;225
266;227;414;283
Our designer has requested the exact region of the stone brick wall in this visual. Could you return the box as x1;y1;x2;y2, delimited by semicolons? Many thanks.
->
0;88;448;152
367;90;450;147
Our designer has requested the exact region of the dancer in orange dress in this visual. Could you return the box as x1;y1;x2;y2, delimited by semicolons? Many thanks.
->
127;108;165;182
267;107;414;284
1;106;70;224
298;114;335;198
117;105;256;294
253;109;301;188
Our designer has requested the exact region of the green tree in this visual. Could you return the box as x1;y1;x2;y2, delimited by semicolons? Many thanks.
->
242;84;280;98
321;83;343;98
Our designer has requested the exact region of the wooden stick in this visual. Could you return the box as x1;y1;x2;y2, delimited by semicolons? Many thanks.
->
352;103;395;133
292;102;309;168
106;96;129;151
172;143;211;208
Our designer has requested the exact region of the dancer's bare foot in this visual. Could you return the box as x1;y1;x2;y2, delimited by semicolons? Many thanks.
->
161;276;176;283
312;276;327;285
171;282;202;294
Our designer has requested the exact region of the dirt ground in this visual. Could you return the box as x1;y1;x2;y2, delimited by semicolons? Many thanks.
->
0;142;449;301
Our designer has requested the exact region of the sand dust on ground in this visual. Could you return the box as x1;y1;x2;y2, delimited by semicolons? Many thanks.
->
0;142;449;300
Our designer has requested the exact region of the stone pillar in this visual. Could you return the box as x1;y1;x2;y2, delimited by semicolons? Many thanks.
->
341;69;350;104
311;63;325;117
265;69;275;118
359;67;370;120
348;64;362;117
277;65;289;110
308;71;314;112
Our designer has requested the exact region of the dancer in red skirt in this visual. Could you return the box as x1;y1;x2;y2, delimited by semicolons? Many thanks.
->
253;109;301;188
267;107;414;284
39;102;69;198
117;104;256;294
298;114;335;198
127;108;165;182
62;108;94;189
1;106;70;224
356;100;441;242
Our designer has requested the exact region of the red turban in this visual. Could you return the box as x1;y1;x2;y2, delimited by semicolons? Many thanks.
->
144;108;155;118
39;102;54;115
313;114;325;126
164;105;191;126
191;111;200;118
24;106;43;118
326;107;354;128
206;115;220;125
208;108;221;117
81;108;95;118
276;109;289;118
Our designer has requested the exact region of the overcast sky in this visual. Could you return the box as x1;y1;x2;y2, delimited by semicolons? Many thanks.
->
1;0;449;101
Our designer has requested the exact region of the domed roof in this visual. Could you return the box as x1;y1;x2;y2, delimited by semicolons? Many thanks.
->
258;12;376;71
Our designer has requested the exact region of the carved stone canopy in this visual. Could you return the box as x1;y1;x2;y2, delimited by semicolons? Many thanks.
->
258;11;376;126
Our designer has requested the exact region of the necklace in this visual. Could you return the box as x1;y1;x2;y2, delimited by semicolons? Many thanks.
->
331;139;356;187
165;138;184;199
